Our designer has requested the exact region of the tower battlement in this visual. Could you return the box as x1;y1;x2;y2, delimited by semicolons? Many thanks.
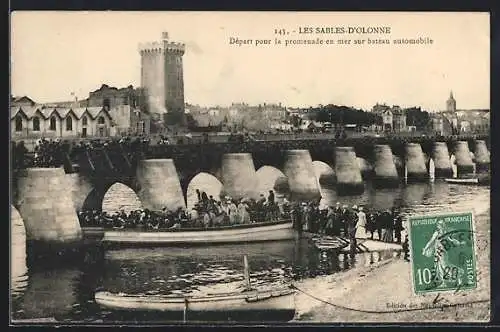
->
138;41;185;54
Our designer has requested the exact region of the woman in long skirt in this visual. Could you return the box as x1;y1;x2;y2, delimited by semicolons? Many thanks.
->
355;207;367;239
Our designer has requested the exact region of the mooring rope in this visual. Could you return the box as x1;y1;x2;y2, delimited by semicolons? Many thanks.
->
290;284;489;314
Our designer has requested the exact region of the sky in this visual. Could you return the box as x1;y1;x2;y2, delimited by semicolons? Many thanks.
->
11;11;490;111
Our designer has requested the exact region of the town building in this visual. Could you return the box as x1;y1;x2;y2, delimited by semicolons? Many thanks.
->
437;91;489;134
11;96;36;107
381;109;393;132
11;105;113;139
139;32;186;125
86;84;145;109
10;98;151;140
391;106;407;133
372;103;407;133
187;102;289;131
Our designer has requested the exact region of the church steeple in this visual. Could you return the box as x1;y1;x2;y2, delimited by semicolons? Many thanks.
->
446;90;456;112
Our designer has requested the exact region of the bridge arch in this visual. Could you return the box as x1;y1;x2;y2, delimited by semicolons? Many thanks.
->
186;172;223;211
80;178;137;213
102;182;142;213
312;161;335;187
255;166;289;196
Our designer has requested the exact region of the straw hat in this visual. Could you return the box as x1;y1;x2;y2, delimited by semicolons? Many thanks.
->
352;205;358;210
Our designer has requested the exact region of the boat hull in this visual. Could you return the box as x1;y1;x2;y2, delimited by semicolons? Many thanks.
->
94;289;296;322
84;221;295;247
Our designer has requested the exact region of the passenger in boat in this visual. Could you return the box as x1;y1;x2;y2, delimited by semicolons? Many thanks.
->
281;197;290;218
201;191;209;207
238;200;251;224
228;199;239;224
203;211;211;228
355;206;367;239
302;203;310;232
256;194;267;223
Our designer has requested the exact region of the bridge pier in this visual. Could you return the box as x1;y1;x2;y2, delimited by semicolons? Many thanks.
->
474;140;490;173
14;168;82;246
454;141;475;177
405;143;428;183
65;173;94;213
432;142;453;178
283;150;321;201
11;205;27;294
373;145;399;188
221;153;258;201
136;159;186;211
334;147;364;195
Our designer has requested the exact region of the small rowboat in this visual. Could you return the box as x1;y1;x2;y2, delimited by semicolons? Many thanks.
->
94;256;296;322
94;287;295;315
444;177;479;185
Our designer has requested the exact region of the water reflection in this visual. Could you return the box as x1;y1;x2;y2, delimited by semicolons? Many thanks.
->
401;183;428;207
13;268;81;320
10;176;490;322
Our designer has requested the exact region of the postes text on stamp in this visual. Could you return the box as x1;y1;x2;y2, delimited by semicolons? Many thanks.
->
409;212;477;295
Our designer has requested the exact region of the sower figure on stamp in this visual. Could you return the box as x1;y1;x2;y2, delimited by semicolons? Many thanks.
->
422;219;466;288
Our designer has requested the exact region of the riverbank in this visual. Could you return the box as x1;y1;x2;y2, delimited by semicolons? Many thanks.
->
293;211;490;323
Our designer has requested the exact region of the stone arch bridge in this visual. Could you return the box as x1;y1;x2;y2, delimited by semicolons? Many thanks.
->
12;134;490;245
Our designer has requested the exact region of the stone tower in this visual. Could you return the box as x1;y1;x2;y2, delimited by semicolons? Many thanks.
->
139;32;186;125
446;91;456;113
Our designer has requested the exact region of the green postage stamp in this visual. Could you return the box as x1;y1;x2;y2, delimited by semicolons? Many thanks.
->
409;211;477;295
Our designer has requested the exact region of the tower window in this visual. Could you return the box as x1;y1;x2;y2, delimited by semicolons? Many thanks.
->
98;116;105;125
82;116;88;126
103;98;110;108
32;116;40;131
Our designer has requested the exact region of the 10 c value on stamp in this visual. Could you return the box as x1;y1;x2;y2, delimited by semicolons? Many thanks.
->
408;211;477;295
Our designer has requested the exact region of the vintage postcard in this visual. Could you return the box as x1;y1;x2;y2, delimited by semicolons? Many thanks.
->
10;11;490;324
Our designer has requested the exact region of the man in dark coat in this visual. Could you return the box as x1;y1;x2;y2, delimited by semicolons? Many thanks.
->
393;208;404;244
